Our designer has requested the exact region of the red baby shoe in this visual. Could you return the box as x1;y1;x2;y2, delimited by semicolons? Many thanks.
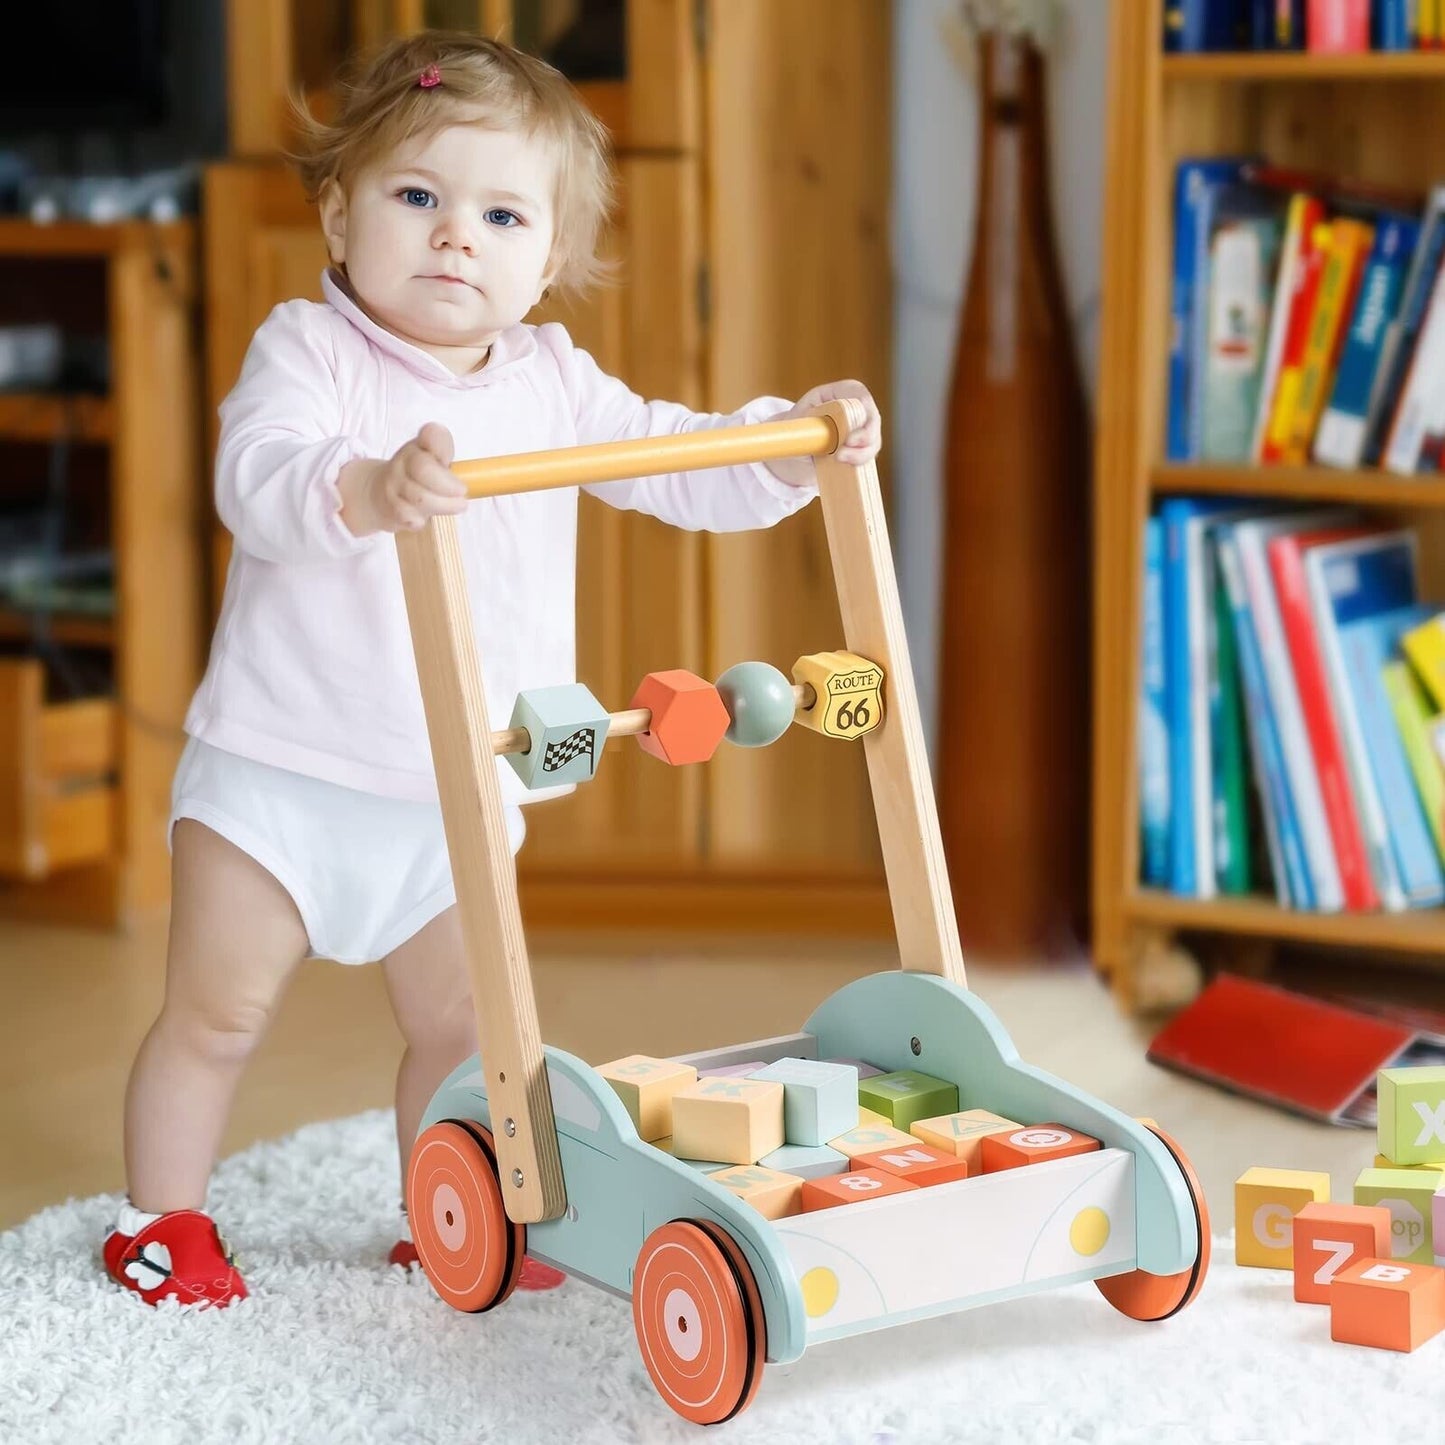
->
391;1238;566;1291
103;1209;247;1308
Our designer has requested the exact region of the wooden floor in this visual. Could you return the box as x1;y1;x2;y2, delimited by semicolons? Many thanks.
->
3;913;1377;1233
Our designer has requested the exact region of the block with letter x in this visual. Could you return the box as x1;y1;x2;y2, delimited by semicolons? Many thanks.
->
1378;1066;1445;1167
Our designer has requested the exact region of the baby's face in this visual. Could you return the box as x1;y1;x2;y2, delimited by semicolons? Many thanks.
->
324;120;558;369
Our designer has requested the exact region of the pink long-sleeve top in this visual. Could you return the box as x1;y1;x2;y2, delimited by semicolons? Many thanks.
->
185;271;818;806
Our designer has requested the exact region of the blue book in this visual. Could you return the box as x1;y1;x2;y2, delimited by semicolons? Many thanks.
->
1216;528;1313;908
1250;0;1305;48
1362;188;1445;468
1339;606;1445;908
1374;0;1413;49
1167;158;1253;462
1315;214;1420;469
1161;496;1269;897
1140;516;1171;886
1167;0;1248;50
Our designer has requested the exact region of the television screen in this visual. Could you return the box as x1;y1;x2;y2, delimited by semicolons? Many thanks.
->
0;1;169;132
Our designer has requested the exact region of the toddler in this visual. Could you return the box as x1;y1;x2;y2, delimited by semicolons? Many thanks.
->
104;30;881;1308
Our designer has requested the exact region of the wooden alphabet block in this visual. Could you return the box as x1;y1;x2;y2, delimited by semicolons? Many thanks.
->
698;1061;765;1079
1234;1167;1331;1269
910;1109;1021;1168
1437;1188;1445;1268
1353;1166;1445;1264
710;1165;805;1220
1378;1066;1445;1166
979;1124;1101;1175
748;1057;859;1146
760;1143;850;1180
1292;1202;1393;1304
858;1070;960;1132
671;1076;785;1165
827;1121;919;1160
1373;1153;1445;1173
1330;1258;1445;1352
801;1168;918;1212
598;1055;697;1142
853;1142;970;1189
856;1107;892;1129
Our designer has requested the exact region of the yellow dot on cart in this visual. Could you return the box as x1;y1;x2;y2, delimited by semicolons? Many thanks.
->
800;1266;839;1317
1070;1206;1110;1257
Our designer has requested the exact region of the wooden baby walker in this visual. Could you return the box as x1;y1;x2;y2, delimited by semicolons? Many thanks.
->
396;401;1210;1427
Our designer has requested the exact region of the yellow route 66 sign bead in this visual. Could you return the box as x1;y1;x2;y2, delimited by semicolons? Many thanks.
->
791;651;884;739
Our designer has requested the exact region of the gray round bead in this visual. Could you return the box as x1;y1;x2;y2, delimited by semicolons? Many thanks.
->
715;661;795;747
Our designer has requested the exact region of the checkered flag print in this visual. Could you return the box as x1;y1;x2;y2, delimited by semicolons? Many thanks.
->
542;726;597;773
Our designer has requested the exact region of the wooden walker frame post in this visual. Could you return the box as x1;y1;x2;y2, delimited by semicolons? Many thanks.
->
396;400;964;1225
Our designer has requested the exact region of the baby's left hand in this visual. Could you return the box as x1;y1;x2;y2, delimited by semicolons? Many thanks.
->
767;380;882;487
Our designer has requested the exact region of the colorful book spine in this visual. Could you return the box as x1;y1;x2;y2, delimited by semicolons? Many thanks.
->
1420;0;1442;48
1268;529;1380;910
1282;217;1374;465
1163;502;1199;895
1306;0;1370;49
1315;216;1419;469
1252;0;1307;45
1402;611;1445;709
1168;159;1251;462
1140;515;1171;887
1361;189;1445;467
1252;194;1326;461
1374;0;1414;47
1167;0;1249;49
1262;220;1330;464
1217;531;1310;906
1339;607;1445;907
1209;546;1252;893
1382;661;1445;863
1383;255;1445;474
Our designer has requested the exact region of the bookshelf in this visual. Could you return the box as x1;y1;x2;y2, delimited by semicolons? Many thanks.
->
1094;12;1445;1010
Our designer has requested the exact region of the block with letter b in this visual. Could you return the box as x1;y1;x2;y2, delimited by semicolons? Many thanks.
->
1330;1258;1445;1352
1291;1203;1392;1304
1234;1167;1330;1269
1378;1065;1445;1166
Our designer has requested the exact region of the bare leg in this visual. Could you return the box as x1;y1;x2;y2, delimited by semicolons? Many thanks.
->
122;820;311;1214
381;905;477;1205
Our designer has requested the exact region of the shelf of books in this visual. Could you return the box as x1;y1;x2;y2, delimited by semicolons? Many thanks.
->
1095;4;1445;1008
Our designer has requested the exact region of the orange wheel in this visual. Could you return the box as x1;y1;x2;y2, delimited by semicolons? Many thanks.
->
633;1220;767;1425
408;1120;524;1313
1097;1123;1211;1321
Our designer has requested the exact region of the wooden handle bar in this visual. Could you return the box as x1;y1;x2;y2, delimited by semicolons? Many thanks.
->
491;683;815;756
454;414;841;499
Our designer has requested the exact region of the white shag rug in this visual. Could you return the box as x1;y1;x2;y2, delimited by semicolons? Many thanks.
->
4;1111;1442;1445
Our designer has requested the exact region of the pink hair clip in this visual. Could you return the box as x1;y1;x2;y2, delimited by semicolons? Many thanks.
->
418;64;441;88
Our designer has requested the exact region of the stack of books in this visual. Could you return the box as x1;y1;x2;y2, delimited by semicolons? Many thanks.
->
1168;159;1445;474
1139;502;1445;913
1166;2;1441;53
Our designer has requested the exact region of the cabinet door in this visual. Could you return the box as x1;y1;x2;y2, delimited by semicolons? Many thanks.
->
521;152;709;870
702;0;892;876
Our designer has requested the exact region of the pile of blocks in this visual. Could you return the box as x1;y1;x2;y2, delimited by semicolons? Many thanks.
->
597;1052;1101;1221
1234;1064;1445;1352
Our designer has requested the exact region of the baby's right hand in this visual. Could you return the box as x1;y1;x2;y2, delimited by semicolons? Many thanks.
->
338;423;469;537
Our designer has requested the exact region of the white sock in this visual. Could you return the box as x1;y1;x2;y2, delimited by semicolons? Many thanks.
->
116;1200;163;1237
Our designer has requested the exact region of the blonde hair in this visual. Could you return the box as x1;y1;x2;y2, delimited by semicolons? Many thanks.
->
290;31;616;300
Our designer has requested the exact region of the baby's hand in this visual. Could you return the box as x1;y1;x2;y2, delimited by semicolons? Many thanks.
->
767;380;883;486
339;423;469;537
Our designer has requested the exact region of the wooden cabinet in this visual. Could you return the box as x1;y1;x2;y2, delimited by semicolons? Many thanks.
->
216;0;893;933
0;221;202;927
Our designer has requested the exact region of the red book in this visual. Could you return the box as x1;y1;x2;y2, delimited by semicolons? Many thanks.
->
1147;974;1445;1126
1266;525;1381;911
1260;222;1329;464
1307;0;1369;51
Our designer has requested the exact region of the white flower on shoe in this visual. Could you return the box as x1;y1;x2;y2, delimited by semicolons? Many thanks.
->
124;1242;173;1291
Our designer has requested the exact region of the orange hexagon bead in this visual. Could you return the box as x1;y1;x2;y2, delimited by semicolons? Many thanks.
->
630;669;731;765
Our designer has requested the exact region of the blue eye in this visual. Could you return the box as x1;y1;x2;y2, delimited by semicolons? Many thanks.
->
400;187;437;209
485;208;521;228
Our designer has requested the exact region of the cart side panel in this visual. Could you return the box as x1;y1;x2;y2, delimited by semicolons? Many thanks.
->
804;972;1197;1277
774;1148;1136;1343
